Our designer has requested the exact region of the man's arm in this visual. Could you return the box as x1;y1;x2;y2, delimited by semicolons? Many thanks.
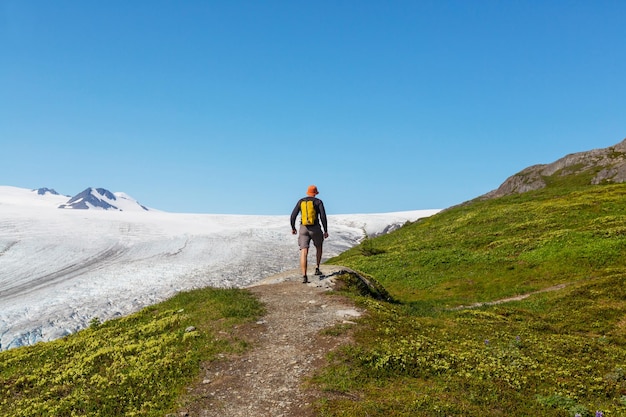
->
290;199;301;232
318;200;328;234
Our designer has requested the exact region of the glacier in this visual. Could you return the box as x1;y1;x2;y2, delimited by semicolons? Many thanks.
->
0;186;440;350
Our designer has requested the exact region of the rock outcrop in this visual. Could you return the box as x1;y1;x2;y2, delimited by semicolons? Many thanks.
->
482;138;626;199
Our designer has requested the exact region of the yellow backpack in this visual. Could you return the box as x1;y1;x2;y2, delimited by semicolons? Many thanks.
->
301;199;316;226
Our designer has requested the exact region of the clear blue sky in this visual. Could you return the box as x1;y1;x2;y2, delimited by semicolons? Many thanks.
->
1;1;625;214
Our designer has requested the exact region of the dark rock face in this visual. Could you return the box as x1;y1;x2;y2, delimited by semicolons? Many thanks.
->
58;188;120;210
94;188;117;201
482;138;626;199
57;187;150;211
34;188;59;196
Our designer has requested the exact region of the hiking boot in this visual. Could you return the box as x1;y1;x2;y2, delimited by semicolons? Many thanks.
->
314;267;322;276
302;275;309;284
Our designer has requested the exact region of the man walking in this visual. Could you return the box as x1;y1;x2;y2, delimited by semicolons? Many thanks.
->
290;185;329;283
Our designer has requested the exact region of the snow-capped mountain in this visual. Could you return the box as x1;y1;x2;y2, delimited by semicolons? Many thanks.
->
0;186;68;208
58;187;150;211
0;185;441;351
34;187;61;196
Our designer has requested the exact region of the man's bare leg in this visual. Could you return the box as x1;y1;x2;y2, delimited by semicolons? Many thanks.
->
313;244;324;277
315;245;323;269
300;248;309;281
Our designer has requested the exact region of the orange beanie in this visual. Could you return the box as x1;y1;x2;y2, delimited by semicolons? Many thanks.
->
306;185;319;196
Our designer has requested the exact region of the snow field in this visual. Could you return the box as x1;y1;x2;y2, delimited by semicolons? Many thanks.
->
0;186;440;350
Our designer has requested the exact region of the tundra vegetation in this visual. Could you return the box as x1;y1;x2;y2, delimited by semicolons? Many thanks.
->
0;289;264;416
320;181;626;416
2;176;626;416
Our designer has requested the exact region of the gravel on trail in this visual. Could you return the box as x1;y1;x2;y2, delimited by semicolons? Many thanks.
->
171;265;363;417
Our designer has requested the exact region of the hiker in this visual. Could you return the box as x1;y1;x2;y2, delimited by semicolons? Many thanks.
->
290;185;329;283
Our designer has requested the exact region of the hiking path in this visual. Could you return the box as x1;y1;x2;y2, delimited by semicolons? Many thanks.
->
172;265;362;417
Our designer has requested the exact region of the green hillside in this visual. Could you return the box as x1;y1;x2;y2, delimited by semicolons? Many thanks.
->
0;288;263;416
2;173;626;416
319;183;626;416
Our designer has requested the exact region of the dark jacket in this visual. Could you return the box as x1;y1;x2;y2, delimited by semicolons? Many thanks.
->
290;197;328;232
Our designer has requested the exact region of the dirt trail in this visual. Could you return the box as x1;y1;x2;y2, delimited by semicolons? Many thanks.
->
450;283;569;310
172;265;362;417
171;265;572;416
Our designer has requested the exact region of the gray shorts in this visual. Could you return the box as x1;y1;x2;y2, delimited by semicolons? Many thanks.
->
298;224;324;249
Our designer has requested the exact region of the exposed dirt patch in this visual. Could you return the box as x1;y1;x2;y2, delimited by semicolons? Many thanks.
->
172;265;362;417
450;283;569;310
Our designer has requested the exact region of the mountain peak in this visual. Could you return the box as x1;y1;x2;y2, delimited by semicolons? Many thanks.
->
33;187;60;196
58;187;149;211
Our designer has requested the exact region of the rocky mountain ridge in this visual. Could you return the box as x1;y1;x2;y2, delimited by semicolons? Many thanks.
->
482;138;626;199
57;187;149;211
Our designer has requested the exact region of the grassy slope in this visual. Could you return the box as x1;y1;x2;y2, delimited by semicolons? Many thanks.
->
0;288;263;416
3;177;626;416
321;183;626;416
